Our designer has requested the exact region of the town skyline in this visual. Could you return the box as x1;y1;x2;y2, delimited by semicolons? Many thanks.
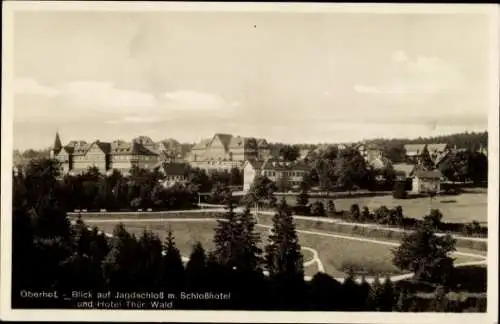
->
12;10;492;150
13;128;489;152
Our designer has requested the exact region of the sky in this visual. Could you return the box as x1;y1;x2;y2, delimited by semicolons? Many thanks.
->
11;8;494;150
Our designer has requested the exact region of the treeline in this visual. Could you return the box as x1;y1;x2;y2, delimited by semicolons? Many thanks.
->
367;131;488;163
20;159;243;212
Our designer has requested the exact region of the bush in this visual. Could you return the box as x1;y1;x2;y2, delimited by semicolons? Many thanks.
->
392;181;407;199
311;201;326;217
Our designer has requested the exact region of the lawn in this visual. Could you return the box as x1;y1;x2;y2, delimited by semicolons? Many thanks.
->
283;191;487;224
85;218;484;279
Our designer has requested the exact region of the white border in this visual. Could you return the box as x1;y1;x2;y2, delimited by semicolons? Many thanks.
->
1;2;498;323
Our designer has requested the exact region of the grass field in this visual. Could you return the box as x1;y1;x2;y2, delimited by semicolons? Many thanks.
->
85;218;485;279
283;190;487;224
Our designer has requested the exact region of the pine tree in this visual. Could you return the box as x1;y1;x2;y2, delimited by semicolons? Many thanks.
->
379;276;395;311
265;198;304;279
212;196;262;273
137;229;164;290
162;228;185;292
265;198;305;309
185;242;207;291
101;223;140;291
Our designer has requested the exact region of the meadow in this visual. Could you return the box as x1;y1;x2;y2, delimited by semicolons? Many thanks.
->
282;189;487;224
85;218;485;279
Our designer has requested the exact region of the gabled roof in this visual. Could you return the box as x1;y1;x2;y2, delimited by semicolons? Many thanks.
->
245;159;264;170
404;144;427;155
58;146;75;154
72;143;91;156
393;163;415;177
426;143;448;153
192;138;211;150
94;141;111;154
213;133;233;150
228;136;247;148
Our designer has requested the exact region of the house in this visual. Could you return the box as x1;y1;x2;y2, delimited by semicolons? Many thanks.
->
392;162;442;194
50;132;159;176
243;159;265;191
243;158;311;192
159;162;190;187
187;133;272;171
410;169;442;195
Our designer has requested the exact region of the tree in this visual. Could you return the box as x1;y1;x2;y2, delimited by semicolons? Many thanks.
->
212;198;262;273
228;167;243;187
162;228;185;291
423;209;443;231
334;148;368;194
136;230;164;290
101;223;140;291
185;242;207;291
265;198;304;280
265;198;305;309
279;145;300;162
392;223;456;284
243;175;277;209
295;180;310;215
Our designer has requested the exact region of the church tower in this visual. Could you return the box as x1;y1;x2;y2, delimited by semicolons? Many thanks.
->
50;131;63;159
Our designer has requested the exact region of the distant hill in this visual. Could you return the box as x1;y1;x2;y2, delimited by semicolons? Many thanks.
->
364;131;488;151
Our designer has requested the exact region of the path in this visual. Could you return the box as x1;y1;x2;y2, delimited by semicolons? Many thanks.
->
70;207;487;243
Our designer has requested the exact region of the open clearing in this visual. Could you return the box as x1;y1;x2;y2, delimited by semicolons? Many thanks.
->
84;217;485;279
284;191;487;224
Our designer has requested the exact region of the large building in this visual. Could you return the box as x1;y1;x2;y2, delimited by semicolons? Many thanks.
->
187;133;271;171
243;158;311;192
50;132;160;176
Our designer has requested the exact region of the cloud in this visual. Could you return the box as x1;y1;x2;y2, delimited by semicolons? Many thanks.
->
353;85;381;94
60;81;158;112
353;50;463;96
14;77;60;97
162;90;234;112
391;49;409;63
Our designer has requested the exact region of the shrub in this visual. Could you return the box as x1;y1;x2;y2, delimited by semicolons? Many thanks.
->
311;201;326;217
392;181;407;199
350;204;361;221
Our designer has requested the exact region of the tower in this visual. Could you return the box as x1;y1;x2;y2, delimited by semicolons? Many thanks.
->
50;131;63;159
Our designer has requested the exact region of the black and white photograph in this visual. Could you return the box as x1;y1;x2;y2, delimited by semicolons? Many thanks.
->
1;2;498;323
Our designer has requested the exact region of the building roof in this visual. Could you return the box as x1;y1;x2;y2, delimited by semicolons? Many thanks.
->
245;159;265;170
426;143;448;153
261;158;310;171
413;169;442;179
228;136;247;148
404;144;427;156
191;138;211;150
213;133;233;151
393;163;415;177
